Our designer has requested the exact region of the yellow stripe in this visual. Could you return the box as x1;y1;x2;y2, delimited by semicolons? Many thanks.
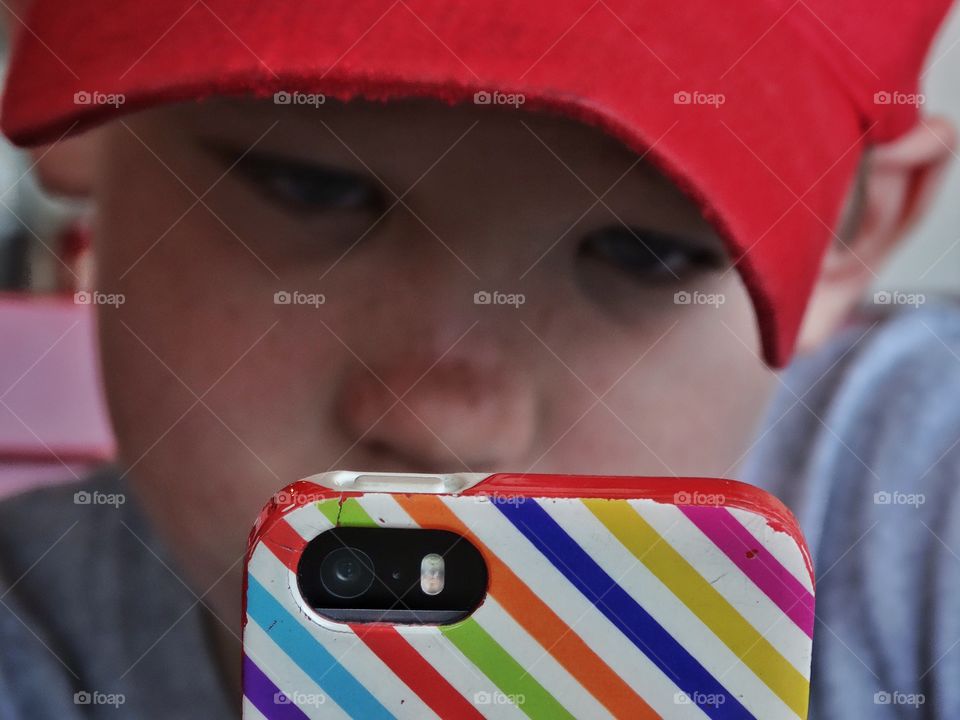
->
583;498;809;718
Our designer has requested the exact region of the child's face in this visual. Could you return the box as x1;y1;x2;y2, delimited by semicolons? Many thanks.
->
92;99;775;628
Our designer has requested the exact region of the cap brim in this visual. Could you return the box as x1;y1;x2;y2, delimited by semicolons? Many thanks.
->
2;0;873;366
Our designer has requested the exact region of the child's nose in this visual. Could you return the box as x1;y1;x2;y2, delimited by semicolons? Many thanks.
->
335;355;536;471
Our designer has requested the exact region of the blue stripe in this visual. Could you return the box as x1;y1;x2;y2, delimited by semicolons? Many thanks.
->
493;498;755;720
246;575;396;720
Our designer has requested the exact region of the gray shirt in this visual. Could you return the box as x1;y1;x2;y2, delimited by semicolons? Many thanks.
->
0;467;233;718
2;303;960;718
740;302;960;719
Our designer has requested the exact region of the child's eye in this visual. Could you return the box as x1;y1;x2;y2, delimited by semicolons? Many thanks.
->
577;225;723;281
225;149;387;215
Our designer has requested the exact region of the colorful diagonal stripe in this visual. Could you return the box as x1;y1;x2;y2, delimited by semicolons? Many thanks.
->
316;498;342;525
247;491;811;719
335;497;574;720
327;499;488;718
246;575;396;720
440;617;576;720
396;493;661;719
319;499;489;717
242;654;311;720
584;499;809;718
681;505;814;637
494;496;754;720
350;623;487;719
259;517;307;573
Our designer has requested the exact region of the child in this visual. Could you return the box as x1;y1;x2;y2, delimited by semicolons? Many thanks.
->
0;0;956;717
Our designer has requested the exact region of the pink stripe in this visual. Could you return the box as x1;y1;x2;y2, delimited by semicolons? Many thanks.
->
681;505;814;638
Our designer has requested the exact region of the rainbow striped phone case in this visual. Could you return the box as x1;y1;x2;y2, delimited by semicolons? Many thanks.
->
242;471;814;719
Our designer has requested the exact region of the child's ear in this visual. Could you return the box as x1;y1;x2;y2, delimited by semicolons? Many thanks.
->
28;133;98;199
796;116;956;355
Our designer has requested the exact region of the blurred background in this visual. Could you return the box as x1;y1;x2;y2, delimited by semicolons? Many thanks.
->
880;5;960;296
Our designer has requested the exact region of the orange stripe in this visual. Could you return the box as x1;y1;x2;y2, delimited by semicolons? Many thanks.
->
395;494;660;720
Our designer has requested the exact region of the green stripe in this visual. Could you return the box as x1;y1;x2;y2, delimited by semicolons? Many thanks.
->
315;498;342;525
339;497;378;526
316;497;378;527
441;618;575;720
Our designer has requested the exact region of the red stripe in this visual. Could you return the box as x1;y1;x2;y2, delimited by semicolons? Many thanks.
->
261;518;307;573
350;624;485;719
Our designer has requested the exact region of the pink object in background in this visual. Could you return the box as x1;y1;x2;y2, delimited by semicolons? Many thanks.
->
0;294;116;498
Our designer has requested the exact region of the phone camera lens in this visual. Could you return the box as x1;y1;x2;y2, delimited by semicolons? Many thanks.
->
320;547;375;599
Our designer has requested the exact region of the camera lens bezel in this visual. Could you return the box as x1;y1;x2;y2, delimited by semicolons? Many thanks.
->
318;546;376;599
296;526;488;625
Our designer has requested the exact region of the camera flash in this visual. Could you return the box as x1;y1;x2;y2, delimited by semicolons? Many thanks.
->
420;553;445;595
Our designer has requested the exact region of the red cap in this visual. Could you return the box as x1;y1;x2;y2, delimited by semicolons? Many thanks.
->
1;0;952;365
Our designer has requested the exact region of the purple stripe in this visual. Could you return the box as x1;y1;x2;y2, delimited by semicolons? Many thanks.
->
242;654;311;720
681;506;815;637
495;497;754;720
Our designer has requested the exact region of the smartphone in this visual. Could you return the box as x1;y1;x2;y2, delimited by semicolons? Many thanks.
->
241;471;814;719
